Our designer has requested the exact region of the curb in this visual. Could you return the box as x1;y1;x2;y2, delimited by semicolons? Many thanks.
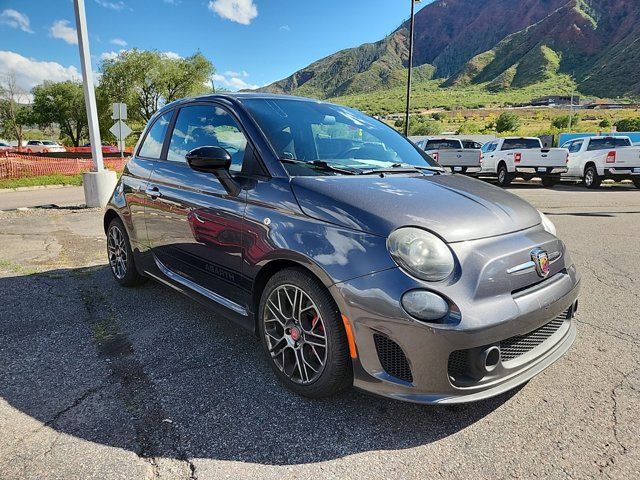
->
0;184;82;193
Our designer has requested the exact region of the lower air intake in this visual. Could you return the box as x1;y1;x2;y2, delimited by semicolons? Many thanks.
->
373;333;413;383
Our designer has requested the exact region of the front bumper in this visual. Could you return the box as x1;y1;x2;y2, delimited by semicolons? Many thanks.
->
329;225;580;404
516;166;568;175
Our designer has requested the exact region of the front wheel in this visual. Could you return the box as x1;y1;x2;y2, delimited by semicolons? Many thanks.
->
583;166;601;189
258;268;352;398
497;164;513;187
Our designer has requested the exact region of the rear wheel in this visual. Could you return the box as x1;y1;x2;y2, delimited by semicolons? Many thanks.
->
583;165;601;189
633;177;640;189
258;268;352;398
541;177;559;188
497;164;513;187
107;217;146;287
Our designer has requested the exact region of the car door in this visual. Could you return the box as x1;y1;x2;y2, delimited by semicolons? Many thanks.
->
145;102;250;311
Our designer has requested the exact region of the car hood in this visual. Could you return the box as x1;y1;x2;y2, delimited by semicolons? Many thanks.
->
290;174;542;242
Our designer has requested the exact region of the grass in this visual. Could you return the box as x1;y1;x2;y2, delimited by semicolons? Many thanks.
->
0;174;84;190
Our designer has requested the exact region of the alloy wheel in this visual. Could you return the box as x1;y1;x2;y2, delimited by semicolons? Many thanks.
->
585;169;593;186
263;285;328;385
107;225;128;280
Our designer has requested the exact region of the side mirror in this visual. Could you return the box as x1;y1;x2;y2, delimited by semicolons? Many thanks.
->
185;146;241;197
186;146;232;173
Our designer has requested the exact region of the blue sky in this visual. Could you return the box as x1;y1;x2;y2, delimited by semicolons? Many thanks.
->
0;0;431;93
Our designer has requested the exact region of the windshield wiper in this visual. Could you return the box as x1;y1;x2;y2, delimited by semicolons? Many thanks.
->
279;158;358;175
359;163;444;175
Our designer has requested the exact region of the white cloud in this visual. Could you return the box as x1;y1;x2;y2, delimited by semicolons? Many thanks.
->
208;0;257;25
279;25;290;31
162;51;182;59
50;20;78;45
100;49;182;61
0;9;33;33
0;51;80;94
213;72;258;91
95;0;126;10
110;38;127;47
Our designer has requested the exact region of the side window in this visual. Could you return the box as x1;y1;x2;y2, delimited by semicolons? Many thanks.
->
167;104;248;172
570;141;583;153
138;112;172;159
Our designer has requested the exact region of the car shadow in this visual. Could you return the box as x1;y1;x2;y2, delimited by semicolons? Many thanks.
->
0;266;518;466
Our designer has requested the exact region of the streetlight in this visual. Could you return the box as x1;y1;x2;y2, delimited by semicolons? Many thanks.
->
404;0;421;137
74;0;117;207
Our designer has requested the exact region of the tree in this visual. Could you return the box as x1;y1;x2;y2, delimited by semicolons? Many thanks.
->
31;81;88;146
551;115;579;130
495;112;520;133
0;73;32;146
100;50;214;123
410;121;442;136
615;118;640;132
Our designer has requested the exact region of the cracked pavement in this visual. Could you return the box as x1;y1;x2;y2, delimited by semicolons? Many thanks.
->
0;184;639;479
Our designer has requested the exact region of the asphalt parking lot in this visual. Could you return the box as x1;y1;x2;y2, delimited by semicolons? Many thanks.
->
0;184;639;479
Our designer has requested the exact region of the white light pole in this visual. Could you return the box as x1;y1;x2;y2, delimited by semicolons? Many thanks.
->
73;0;116;207
404;0;421;137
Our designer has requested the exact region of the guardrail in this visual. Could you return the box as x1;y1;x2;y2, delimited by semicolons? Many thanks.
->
0;153;128;179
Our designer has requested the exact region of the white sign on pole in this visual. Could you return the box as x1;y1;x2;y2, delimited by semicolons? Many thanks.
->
112;103;127;120
109;111;132;155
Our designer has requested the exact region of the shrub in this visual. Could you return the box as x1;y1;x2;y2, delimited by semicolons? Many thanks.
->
551;114;579;130
598;119;611;129
615;118;640;132
410;121;443;136
495;112;521;133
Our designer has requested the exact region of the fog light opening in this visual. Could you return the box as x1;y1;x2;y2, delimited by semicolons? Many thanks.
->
483;346;501;373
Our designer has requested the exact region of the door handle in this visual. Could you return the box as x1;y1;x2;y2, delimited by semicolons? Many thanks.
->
146;185;162;199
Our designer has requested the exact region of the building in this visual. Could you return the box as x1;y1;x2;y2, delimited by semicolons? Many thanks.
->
531;95;579;107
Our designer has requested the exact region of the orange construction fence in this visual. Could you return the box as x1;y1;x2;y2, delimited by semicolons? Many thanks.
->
0;153;128;179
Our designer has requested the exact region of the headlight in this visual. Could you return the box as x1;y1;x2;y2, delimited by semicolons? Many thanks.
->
387;227;454;281
539;211;556;236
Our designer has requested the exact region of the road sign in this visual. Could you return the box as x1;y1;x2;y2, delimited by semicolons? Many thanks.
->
109;119;132;154
112;103;127;120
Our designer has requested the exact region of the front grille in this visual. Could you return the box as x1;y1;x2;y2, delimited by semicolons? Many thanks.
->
373;334;413;383
448;308;571;381
500;309;570;362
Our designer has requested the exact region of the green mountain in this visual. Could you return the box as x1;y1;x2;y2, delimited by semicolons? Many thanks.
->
257;0;640;101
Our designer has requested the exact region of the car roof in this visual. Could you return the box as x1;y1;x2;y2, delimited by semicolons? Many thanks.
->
161;92;332;112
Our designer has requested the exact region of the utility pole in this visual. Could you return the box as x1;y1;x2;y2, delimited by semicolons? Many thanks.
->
568;90;575;132
404;0;419;137
74;0;117;207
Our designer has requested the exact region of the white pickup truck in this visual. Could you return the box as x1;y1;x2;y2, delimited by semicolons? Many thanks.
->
479;137;568;187
561;136;640;189
415;137;482;174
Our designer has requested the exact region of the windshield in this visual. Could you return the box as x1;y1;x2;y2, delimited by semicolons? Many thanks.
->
242;98;438;176
502;138;542;150
587;137;632;151
425;139;461;150
42;141;57;145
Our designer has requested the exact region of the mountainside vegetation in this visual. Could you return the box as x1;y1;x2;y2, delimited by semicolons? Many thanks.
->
257;0;640;109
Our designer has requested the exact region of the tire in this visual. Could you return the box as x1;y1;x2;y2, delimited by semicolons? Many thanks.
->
258;268;352;398
583;165;601;189
633;177;640;189
107;217;146;287
497;163;513;187
541;177;559;188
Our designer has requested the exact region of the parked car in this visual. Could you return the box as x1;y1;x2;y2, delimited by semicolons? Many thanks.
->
83;143;120;154
0;141;12;152
25;140;66;154
461;139;483;149
104;94;580;404
561;136;640;189
415;137;482;174
479;137;569;187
